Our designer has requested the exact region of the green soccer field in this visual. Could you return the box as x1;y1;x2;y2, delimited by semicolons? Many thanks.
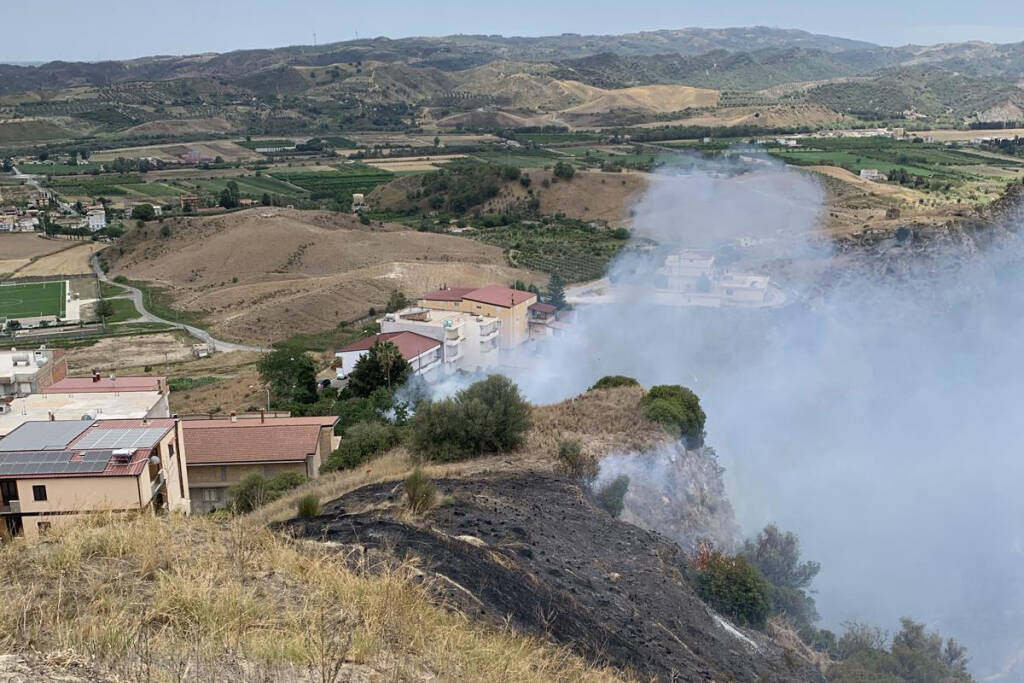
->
0;281;66;320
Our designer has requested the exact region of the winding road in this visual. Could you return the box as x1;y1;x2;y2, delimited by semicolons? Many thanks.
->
90;255;263;353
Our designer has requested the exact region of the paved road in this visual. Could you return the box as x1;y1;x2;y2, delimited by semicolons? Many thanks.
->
90;255;263;353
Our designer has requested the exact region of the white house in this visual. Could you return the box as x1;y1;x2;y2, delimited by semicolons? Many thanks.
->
334;331;442;382
87;210;106;231
379;307;501;374
859;169;885;181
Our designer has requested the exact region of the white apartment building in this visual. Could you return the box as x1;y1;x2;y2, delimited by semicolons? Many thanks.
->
379;307;501;374
87;210;106;231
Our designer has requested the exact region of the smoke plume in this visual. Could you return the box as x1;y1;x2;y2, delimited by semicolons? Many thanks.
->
506;158;1024;679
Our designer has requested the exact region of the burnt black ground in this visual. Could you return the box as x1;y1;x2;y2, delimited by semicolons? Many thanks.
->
282;473;825;682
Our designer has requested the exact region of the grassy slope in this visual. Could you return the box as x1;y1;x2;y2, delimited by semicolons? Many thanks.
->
0;387;667;681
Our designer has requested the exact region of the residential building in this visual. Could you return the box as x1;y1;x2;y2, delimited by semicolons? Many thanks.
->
527;302;558;339
379;307;501;373
0;375;169;437
419;285;536;349
654;250;776;308
0;347;67;398
86;209;106;231
179;194;202;211
182;415;338;513
0;418;190;538
859;168;885;181
334;331;442;381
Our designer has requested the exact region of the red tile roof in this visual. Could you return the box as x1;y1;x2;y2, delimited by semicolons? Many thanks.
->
462;285;536;308
183;416;338;429
182;418;335;465
44;376;166;394
421;286;476;302
336;332;440;361
529;302;556;314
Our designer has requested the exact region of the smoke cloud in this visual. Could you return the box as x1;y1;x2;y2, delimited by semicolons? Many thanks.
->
503;158;1024;679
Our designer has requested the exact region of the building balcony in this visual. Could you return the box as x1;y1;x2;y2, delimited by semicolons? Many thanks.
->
0;500;22;514
479;327;499;341
444;349;463;363
151;470;166;498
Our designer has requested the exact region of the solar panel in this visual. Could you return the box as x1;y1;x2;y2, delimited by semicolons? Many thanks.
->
72;427;167;451
0;421;95;452
0;449;110;476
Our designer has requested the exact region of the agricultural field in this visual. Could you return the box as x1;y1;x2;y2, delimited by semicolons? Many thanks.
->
17;163;104;175
14;242;106;277
0;280;66;320
473;218;632;283
269;165;394;202
168;175;307;201
469;149;561;168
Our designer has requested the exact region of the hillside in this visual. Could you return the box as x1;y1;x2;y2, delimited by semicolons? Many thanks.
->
104;208;544;344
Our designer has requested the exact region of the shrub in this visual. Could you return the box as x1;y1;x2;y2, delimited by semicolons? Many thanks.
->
323;421;403;471
230;472;307;513
411;375;531;461
595;475;629;517
404;468;437;514
296;494;320;518
113;275;128;283
640;385;706;447
555;439;598;479
589;375;640;391
691;550;771;628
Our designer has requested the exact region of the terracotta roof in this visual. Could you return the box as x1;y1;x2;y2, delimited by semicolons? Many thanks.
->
336;332;440;361
44;376;166;394
182;420;333;465
529;302;556;314
462;285;536;308
183;416;338;429
421;286;476;302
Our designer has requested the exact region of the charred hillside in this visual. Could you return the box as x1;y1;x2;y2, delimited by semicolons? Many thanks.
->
283;472;825;682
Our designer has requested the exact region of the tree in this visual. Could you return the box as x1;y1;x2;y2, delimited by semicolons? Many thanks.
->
96;299;114;319
385;290;409;313
640;385;707;448
257;345;318;406
1;158;11;173
261;192;272;206
131;203;155;221
347;340;411;398
411;375;532;461
741;525;821;632
546;273;567;310
553;161;575;180
691;549;771;629
38;152;49;162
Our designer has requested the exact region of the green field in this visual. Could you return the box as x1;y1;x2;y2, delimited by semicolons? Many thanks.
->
269;167;394;199
469;150;560;168
0;281;66;320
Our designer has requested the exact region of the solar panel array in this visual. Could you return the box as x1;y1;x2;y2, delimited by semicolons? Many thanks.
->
72;427;167;451
0;450;111;476
0;420;94;452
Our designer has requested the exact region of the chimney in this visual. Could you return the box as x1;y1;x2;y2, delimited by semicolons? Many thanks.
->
230;411;237;422
260;409;265;424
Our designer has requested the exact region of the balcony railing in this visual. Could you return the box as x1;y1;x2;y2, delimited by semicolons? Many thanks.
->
480;327;499;341
151;470;166;498
0;500;21;514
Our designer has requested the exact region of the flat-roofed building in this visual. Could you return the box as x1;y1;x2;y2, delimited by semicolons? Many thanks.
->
182;415;338;513
0;382;170;438
0;418;190;538
0;347;67;397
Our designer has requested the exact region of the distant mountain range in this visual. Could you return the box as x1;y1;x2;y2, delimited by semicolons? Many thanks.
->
0;27;1022;143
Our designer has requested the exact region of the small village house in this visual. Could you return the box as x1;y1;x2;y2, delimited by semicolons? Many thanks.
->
379;307;501;374
181;415;338;513
0;417;190;538
334;331;443;382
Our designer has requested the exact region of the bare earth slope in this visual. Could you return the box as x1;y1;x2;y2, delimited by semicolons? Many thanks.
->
106;208;541;344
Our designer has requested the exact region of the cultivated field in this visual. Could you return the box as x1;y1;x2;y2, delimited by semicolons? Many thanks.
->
0;235;73;275
13;242;105;277
0;280;65;319
105;209;544;344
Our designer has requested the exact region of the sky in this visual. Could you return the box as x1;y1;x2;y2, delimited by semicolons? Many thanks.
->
2;0;1022;62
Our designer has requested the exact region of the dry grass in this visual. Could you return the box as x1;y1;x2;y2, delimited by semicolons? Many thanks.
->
0;507;622;682
528;385;671;463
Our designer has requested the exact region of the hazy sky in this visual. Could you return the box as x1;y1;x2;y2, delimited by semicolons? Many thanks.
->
2;0;1022;62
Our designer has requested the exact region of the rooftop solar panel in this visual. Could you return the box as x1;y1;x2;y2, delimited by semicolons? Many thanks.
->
0;449;111;476
72;427;167;451
0;420;94;452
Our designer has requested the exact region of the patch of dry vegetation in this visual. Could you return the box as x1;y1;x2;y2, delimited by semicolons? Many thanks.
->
0;506;621;682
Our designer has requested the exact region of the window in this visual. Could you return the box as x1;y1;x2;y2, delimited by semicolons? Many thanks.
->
0;480;17;502
168;444;175;457
32;485;47;502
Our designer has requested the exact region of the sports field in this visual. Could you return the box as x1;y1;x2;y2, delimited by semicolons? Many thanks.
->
0;281;66;320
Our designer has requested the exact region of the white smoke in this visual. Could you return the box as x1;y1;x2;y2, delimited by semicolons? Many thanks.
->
500;157;1024;679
